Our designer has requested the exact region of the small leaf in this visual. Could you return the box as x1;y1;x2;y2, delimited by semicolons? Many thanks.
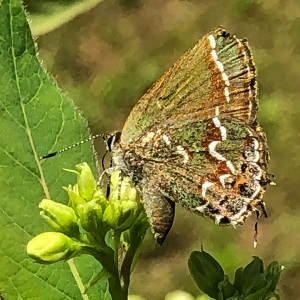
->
265;261;284;293
233;257;284;299
217;275;236;299
188;250;225;299
244;257;264;277
233;267;244;290
243;281;272;300
234;257;266;296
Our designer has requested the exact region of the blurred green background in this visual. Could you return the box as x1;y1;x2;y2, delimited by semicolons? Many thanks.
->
26;0;300;299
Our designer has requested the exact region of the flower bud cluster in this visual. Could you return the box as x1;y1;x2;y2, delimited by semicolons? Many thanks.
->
27;163;147;264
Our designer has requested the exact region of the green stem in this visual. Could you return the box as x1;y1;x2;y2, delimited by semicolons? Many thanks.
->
83;241;128;299
120;220;149;296
113;231;121;270
83;246;118;279
108;277;127;300
120;244;134;296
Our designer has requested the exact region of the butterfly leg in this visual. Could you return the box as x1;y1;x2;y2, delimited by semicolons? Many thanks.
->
142;183;175;245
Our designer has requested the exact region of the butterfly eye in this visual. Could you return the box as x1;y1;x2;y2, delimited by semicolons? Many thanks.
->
106;132;122;151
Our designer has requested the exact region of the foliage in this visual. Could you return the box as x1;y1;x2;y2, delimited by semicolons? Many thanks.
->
188;250;284;300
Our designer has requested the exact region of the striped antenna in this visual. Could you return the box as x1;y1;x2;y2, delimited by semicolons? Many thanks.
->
40;134;105;160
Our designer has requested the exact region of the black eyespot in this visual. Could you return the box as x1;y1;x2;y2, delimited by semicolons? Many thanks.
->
250;77;256;89
241;163;247;173
219;216;230;224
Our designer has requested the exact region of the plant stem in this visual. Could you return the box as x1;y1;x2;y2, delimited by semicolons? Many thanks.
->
83;242;129;299
108;277;128;300
113;231;121;270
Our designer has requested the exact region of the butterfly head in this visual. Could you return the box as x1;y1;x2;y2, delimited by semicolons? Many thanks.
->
103;131;121;152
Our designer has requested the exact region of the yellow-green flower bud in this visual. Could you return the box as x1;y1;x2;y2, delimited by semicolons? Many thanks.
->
77;200;109;237
93;188;107;201
108;171;139;204
102;202;120;229
103;200;138;232
120;177;138;202
76;162;96;201
118;200;138;231
93;189;109;212
39;199;79;238
64;163;96;201
64;184;86;208
108;171;121;202
27;232;82;264
165;290;194;300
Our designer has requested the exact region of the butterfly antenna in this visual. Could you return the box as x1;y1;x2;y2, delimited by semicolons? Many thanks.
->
101;150;109;171
40;134;105;160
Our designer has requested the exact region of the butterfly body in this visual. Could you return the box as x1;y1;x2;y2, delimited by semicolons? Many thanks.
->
109;27;271;244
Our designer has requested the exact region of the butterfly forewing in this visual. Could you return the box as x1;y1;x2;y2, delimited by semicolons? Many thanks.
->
121;27;257;144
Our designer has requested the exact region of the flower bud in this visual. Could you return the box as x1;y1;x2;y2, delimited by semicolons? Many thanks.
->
108;171;121;202
77;200;109;238
64;184;86;209
120;177;138;202
108;171;139;204
103;200;138;232
165;290;194;300
64;162;96;201
27;232;83;264
102;202;121;229
39;199;79;238
93;189;109;212
76;162;96;201
117;200;139;231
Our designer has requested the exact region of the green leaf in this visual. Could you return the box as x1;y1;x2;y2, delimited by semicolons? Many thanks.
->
265;261;284;294
217;275;235;300
233;267;244;292
188;250;225;299
232;257;284;300
233;257;266;296
0;0;109;298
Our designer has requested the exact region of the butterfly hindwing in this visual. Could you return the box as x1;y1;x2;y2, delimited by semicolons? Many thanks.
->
130;117;269;229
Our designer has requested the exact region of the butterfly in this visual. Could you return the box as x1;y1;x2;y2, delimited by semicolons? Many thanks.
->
106;27;272;244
